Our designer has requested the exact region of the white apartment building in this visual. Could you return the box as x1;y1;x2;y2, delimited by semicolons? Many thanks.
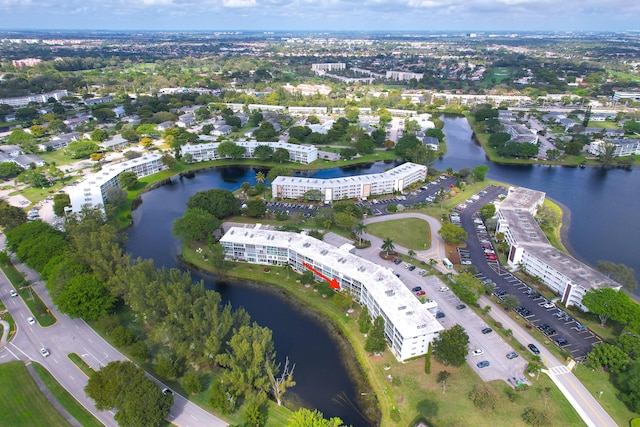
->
613;91;640;103
181;141;318;164
588;139;640;157
68;154;167;214
0;90;68;108
311;63;346;72
386;71;424;81
248;104;287;113
220;225;444;362
496;187;621;311
271;162;427;202
288;106;328;115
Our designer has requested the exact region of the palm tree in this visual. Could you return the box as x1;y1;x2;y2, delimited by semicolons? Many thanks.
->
408;249;416;261
382;237;395;257
283;262;292;279
354;222;366;245
255;171;265;184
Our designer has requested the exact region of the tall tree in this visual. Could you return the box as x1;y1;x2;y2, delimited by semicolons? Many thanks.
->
172;208;221;241
438;222;468;245
187;189;240;218
582;288;636;326
286;408;346;427
381;237;395;256
354;222;367;245
266;357;296;406
432;324;470;366
216;323;278;404
365;316;386;353
118;171;138;190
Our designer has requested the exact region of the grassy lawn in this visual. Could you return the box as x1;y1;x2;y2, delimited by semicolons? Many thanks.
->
31;363;103;427
182;244;584;426
38;150;77;167
584;121;620;129
366;218;431;251
0;361;71;427
0;262;29;287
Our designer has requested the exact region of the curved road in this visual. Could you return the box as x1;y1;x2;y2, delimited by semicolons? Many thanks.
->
0;261;227;427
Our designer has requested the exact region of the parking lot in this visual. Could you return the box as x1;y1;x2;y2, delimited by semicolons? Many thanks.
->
457;186;602;361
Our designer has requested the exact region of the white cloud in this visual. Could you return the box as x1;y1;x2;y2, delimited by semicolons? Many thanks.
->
223;0;256;7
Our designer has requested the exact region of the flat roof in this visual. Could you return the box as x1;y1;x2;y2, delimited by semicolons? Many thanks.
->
271;162;426;188
221;226;443;339
500;186;620;291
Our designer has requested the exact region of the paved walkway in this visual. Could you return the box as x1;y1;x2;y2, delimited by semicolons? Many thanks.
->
0;319;9;345
25;362;83;427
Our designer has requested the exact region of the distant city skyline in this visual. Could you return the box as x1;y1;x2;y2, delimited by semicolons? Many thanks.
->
0;0;637;33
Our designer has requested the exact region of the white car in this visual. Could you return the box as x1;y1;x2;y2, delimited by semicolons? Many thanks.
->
471;349;484;357
439;286;450;292
40;348;50;357
27;317;36;326
10;289;18;297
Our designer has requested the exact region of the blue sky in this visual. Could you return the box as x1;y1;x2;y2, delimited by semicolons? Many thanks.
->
0;0;638;32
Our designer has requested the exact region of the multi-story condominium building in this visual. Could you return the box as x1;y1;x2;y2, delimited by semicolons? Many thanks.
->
311;63;346;72
68;154;167;214
0;90;68;108
588;139;640;157
386;71;424;81
288;106;328;115
271;162;427;202
496;187;621;311
180;141;318;164
220;225;444;361
247;104;287;112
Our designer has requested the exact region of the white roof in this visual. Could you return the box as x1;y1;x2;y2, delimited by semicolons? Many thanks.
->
221;226;443;339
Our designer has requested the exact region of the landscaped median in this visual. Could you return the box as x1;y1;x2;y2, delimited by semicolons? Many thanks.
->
0;262;56;327
181;241;584;426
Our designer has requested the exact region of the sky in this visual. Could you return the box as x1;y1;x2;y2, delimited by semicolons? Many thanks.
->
0;0;638;33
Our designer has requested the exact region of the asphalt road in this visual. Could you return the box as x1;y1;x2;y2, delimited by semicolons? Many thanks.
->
0;263;228;427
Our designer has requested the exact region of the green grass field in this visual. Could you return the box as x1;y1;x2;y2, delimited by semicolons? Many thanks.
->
366;218;431;251
0;362;71;427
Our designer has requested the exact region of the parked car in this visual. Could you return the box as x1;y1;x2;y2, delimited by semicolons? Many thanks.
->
436;311;445;319
412;286;422;293
506;351;519;359
476;360;490;368
415;290;426;297
528;344;540;355
456;304;467;310
481;327;493;334
439;286;449;292
472;349;484;357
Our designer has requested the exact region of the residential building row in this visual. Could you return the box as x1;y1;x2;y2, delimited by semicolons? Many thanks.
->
0;144;45;169
220;224;444;362
0;90;68;108
68;153;167;214
271;162;427;202
180;140;318;164
496;187;621;311
588;138;640;157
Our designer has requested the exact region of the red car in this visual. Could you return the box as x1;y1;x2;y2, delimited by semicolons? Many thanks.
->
486;255;498;261
415;290;426;297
